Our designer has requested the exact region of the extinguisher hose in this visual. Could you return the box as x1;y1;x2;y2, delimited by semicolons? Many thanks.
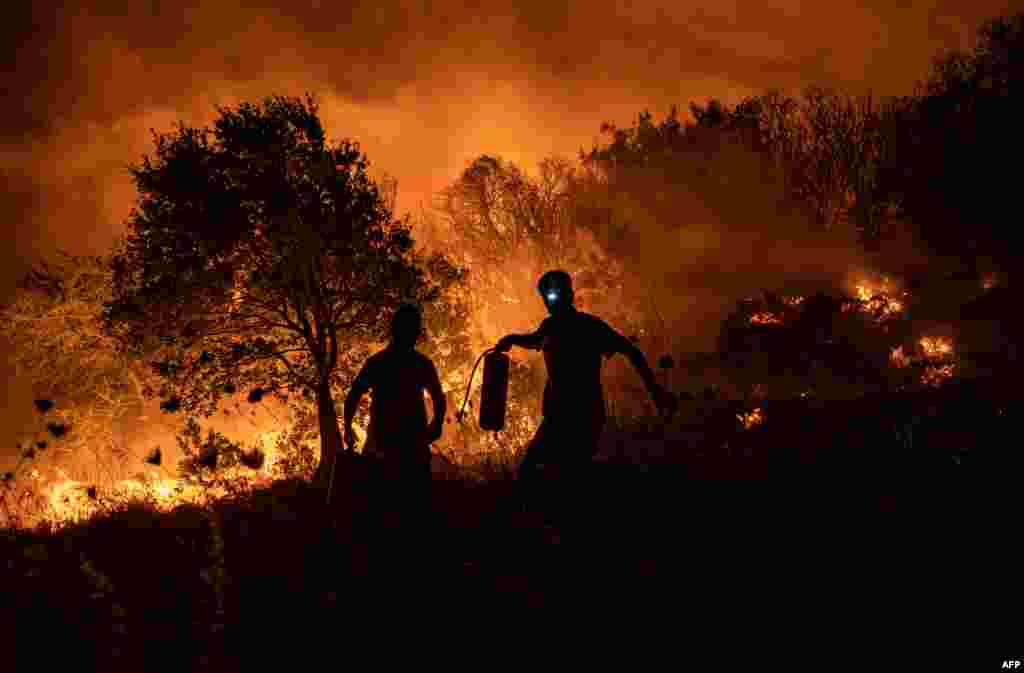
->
456;347;496;425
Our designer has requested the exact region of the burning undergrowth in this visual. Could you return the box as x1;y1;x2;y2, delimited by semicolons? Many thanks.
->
2;127;1017;537
0;251;986;533
706;268;977;403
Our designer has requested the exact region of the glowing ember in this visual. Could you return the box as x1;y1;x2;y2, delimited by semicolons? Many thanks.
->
749;312;783;325
781;295;805;307
921;363;955;387
736;407;765;430
919;336;954;359
982;274;997;290
890;346;909;368
855;285;876;303
853;278;906;321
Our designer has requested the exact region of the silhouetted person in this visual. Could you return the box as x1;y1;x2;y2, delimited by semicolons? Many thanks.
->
343;304;445;556
496;270;676;525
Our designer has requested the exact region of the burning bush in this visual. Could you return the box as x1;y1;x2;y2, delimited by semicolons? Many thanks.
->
737;407;766;430
887;335;958;389
749;312;783;326
920;363;956;387
919;336;954;359
848;277;908;324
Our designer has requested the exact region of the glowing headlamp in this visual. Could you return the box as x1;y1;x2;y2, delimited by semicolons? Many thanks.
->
545;291;559;303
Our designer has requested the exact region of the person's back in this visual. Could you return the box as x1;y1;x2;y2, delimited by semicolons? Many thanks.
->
360;345;437;461
343;304;446;557
495;270;677;525
537;308;625;428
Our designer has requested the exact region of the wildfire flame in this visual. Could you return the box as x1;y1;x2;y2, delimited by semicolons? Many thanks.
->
888;336;957;387
736;407;765;430
14;428;305;529
853;280;906;321
749;312;783;326
921;364;955;387
919;336;954;359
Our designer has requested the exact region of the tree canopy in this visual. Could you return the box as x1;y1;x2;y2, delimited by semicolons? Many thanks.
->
892;11;1024;270
103;93;465;485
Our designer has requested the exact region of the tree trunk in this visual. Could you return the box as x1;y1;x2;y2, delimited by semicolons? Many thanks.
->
312;375;343;490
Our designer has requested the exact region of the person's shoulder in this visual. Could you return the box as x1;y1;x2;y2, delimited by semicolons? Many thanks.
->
356;349;384;382
412;349;438;370
360;349;385;372
579;311;629;351
578;310;613;330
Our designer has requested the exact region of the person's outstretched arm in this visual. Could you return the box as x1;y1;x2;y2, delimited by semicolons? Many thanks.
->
496;322;547;352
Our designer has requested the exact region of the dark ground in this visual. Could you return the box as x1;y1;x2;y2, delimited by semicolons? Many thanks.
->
5;384;1019;670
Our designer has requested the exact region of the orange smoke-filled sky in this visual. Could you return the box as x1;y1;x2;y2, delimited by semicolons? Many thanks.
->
4;1;1017;284
0;0;1018;460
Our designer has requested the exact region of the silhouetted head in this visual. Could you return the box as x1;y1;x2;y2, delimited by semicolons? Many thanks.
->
537;270;575;316
390;303;423;349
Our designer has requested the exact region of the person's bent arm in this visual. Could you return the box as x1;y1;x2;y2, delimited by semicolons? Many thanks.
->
425;361;447;442
623;343;660;395
343;364;371;449
343;379;368;429
604;323;676;417
624;344;677;416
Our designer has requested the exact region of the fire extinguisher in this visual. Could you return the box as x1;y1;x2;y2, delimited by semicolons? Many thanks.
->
457;348;511;431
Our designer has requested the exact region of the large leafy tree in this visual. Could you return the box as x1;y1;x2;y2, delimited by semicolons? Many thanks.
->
103;94;456;487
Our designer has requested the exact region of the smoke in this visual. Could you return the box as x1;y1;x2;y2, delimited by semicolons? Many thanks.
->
2;1;1004;276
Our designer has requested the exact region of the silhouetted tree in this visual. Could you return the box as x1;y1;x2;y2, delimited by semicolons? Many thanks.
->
103;94;459;488
689;89;910;249
893;12;1024;271
688;99;727;129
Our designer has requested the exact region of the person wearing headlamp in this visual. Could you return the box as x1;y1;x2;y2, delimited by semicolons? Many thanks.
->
496;270;677;517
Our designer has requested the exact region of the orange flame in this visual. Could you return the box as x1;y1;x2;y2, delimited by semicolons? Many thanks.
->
919;336;954;359
853;278;906;321
736;407;765;430
749;312;783;325
921;364;955;387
